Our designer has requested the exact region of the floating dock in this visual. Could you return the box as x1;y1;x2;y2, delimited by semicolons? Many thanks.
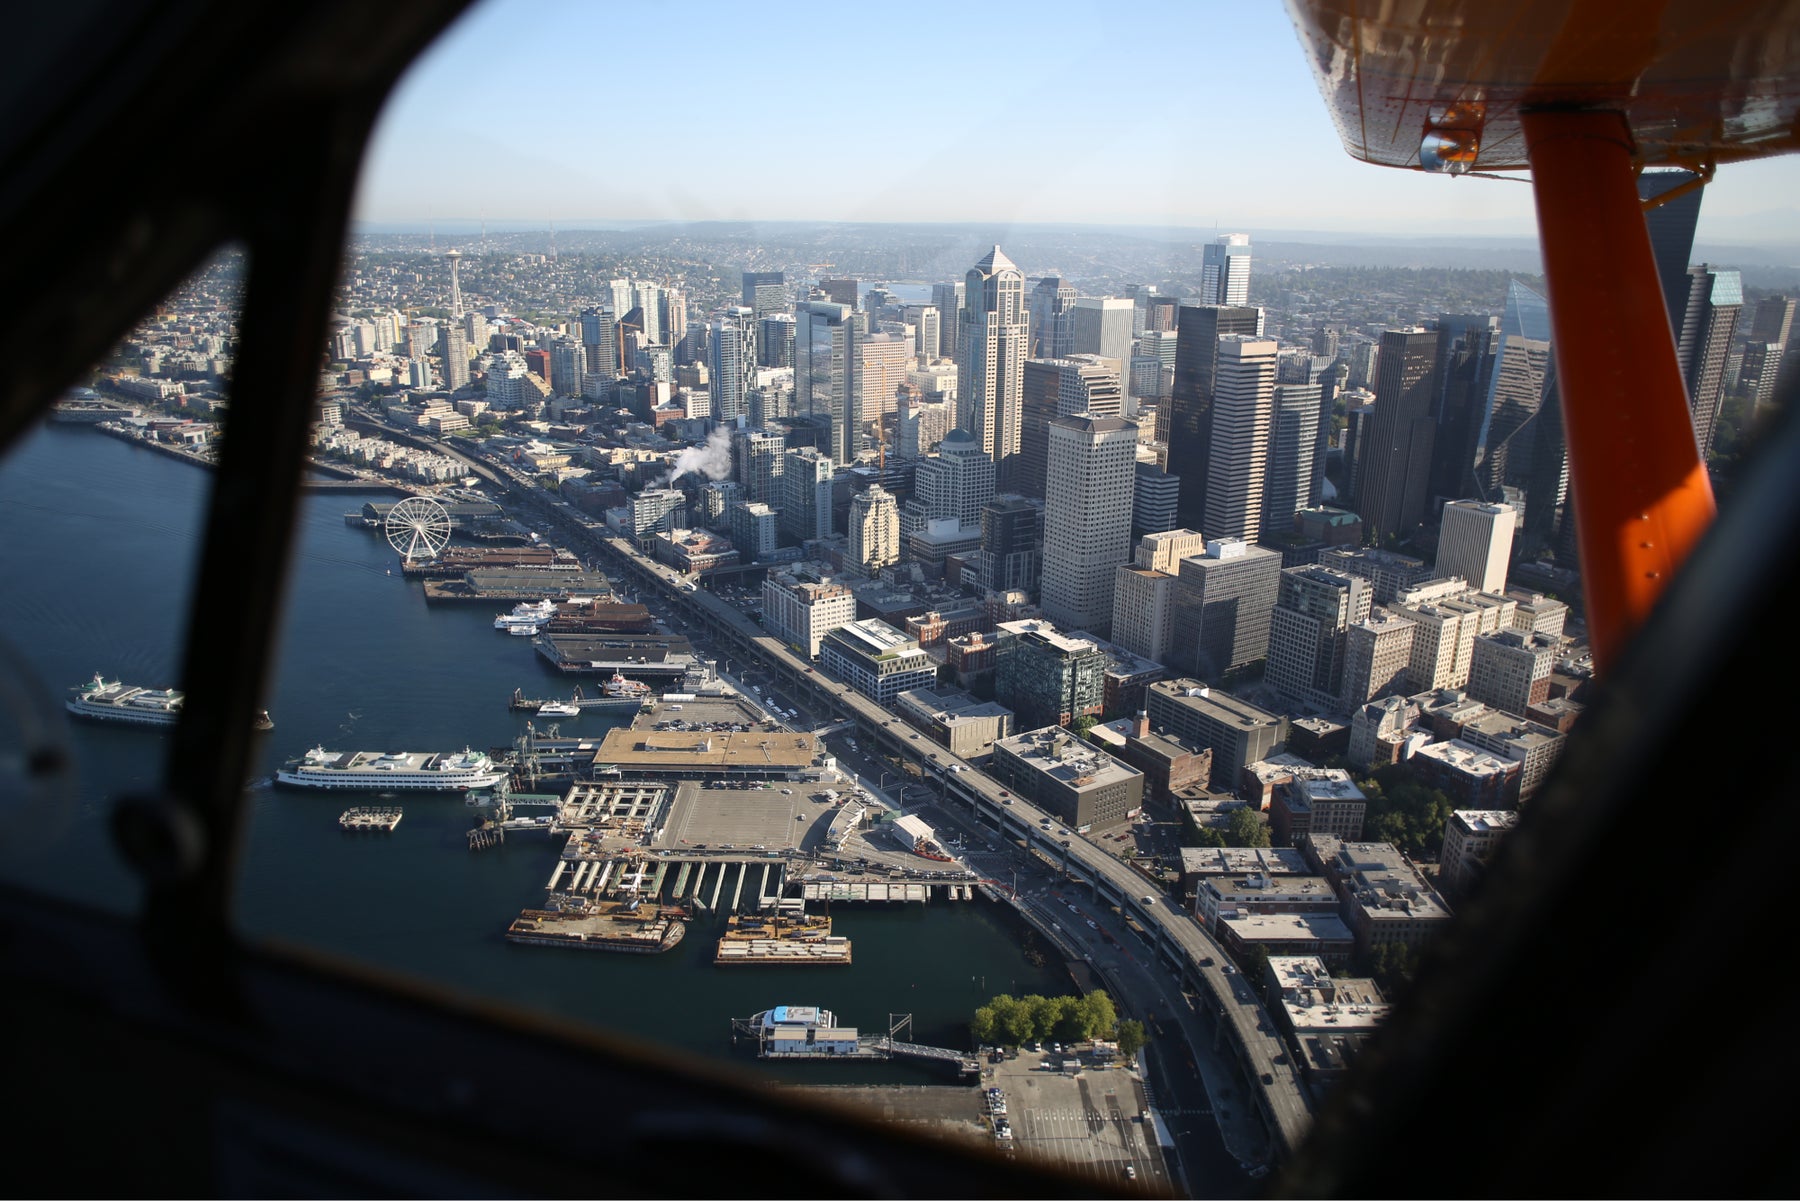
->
714;912;852;966
715;937;852;965
339;806;402;831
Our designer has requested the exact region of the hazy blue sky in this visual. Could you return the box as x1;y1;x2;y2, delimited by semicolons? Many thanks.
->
354;0;1800;244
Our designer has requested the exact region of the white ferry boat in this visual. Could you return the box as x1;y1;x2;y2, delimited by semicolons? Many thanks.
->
602;672;652;699
506;624;540;637
67;675;182;726
536;701;580;718
67;673;273;731
494;600;556;630
276;747;507;791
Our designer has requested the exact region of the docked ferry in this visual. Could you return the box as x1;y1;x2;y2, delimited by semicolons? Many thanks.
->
276;746;507;791
67;673;273;731
494;599;556;631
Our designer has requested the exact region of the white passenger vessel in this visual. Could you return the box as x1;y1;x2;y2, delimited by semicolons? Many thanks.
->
277;747;506;791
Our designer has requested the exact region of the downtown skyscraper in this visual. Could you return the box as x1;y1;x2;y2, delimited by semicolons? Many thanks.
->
958;246;1029;486
1041;414;1138;635
708;307;756;423
1675;263;1745;454
1201;234;1252;306
1353;327;1440;542
1203;336;1278;544
1028;277;1076;358
1467;281;1553;503
1167;303;1261;530
795;300;860;466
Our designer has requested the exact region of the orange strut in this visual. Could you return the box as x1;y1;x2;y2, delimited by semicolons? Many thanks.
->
1521;108;1716;675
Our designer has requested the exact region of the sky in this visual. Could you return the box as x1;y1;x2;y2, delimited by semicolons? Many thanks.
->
353;0;1800;245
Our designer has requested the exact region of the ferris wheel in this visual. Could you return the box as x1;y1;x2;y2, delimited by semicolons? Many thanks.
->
385;496;451;563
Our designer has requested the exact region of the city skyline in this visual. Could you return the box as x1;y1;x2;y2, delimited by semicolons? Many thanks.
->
353;0;1800;245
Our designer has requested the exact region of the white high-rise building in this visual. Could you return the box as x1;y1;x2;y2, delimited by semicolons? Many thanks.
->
959;246;1029;484
708;307;756;423
1201;234;1252;306
897;395;954;459
631;281;663;345
1437;500;1518;594
848;485;901;577
900;304;940;362
1203;336;1278;544
913;427;997;528
607;279;633;322
1072;297;1134;405
1042;415;1138;635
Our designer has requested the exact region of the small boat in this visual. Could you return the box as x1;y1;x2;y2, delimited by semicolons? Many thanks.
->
536;701;580;718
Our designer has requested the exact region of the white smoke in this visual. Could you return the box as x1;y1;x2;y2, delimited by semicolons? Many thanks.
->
661;425;734;487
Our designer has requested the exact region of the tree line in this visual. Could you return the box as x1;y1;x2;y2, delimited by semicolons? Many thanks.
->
969;991;1148;1058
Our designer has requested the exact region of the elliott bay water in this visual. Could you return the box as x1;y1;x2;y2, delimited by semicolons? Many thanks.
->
0;423;1069;1079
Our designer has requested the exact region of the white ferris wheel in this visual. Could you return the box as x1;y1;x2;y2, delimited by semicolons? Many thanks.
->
385;496;451;564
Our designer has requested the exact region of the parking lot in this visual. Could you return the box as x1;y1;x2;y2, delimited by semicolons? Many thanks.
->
986;1053;1169;1187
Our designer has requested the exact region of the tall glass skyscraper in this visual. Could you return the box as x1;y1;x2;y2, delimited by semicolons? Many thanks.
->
1168;303;1261;529
1201;234;1253;306
1468;280;1553;502
795;300;859;465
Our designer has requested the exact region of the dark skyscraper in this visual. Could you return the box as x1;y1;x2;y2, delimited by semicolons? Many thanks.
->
1468;281;1553;503
1523;361;1569;546
1168;303;1261;529
742;271;786;365
819;279;859;309
1426;313;1498;505
1028;277;1076;359
1355;328;1440;541
1638;170;1704;336
1675;264;1744;454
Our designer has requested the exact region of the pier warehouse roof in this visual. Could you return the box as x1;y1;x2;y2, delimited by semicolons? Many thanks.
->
592;728;819;779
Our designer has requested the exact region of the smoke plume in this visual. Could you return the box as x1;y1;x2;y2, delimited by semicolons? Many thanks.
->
661;425;734;487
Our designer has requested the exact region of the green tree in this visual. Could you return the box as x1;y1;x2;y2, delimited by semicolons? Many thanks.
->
1193;825;1228;849
1072;715;1098;735
1117;1019;1148;1059
1073;990;1117;1040
970;1004;999;1046
1226;806;1269;848
990;994;1035;1046
1019;994;1064;1042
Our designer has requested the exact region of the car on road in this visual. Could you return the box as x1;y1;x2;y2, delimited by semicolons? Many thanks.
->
1067;903;1079;913
1125;1166;1137;1180
1141;895;1156;905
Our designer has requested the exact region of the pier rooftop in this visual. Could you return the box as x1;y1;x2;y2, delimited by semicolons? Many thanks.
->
592;727;820;779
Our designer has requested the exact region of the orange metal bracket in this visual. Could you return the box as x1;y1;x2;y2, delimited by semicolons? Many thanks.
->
1522;108;1716;674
